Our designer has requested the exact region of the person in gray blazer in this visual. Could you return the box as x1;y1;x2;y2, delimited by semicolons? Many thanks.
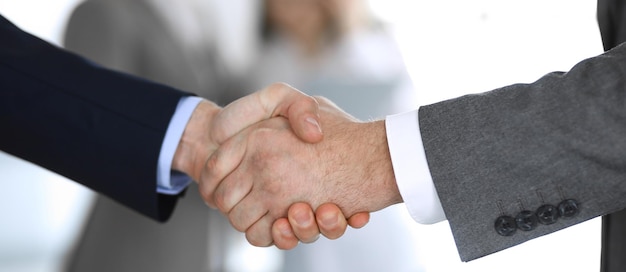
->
196;3;626;271
205;38;626;263
63;1;245;271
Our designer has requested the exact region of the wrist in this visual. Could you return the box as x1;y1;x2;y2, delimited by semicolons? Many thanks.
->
172;100;221;181
321;119;401;215
365;120;402;208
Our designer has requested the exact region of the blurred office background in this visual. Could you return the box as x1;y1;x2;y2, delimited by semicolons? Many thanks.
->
0;0;603;271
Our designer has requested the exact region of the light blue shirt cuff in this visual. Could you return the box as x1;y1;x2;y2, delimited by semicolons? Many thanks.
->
156;96;204;195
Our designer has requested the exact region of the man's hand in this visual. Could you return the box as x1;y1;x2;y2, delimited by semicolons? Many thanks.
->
171;82;323;182
204;96;401;247
171;82;367;247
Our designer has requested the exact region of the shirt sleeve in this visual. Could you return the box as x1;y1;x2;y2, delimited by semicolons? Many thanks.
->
156;96;204;195
385;109;447;224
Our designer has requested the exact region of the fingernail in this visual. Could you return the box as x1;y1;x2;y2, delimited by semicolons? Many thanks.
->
305;117;322;133
320;212;339;227
279;224;292;236
294;210;312;227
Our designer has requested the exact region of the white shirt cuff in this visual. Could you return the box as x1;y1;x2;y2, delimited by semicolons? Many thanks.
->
156;96;203;195
385;109;446;224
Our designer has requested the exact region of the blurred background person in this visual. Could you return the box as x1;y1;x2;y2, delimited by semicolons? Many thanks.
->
243;0;416;117
239;0;422;271
62;0;275;271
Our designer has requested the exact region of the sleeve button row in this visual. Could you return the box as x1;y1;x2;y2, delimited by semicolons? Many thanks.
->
495;199;579;236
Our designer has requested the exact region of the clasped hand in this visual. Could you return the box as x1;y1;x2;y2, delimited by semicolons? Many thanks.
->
174;83;400;249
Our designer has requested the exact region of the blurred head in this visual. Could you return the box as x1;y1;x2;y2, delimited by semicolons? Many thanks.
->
260;0;373;55
263;0;332;43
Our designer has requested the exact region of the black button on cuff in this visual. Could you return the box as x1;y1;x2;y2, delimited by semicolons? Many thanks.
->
495;215;517;236
515;210;538;231
536;204;559;225
558;199;580;218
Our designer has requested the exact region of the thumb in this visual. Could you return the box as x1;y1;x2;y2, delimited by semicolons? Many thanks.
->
212;83;323;145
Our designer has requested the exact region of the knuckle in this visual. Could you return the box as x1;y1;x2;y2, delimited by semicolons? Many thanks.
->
270;81;288;90
204;151;219;171
312;95;328;104
261;178;281;196
267;82;288;97
303;95;319;107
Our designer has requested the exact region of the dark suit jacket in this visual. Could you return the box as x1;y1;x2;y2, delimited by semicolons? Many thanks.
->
418;27;626;262
62;1;238;271
0;14;187;222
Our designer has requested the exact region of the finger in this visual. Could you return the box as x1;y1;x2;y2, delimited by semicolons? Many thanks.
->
199;130;248;208
210;118;289;212
315;203;348;240
226;190;269;232
272;218;299;250
213;82;322;145
347;212;371;229
287;203;320;243
245;214;275;247
213;170;254;215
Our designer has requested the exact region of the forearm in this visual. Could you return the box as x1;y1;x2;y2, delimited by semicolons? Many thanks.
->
419;42;626;261
0;14;193;221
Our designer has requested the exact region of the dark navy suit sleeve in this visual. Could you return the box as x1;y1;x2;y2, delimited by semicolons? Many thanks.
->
0;15;193;221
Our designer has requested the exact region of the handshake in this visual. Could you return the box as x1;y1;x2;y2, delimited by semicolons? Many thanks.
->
172;82;403;249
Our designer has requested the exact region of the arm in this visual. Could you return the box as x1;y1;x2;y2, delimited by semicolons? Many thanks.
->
0;15;326;226
205;41;626;259
0;14;188;220
298;41;626;260
419;41;626;261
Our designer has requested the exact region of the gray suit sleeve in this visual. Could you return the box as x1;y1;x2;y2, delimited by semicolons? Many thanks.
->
419;42;626;261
